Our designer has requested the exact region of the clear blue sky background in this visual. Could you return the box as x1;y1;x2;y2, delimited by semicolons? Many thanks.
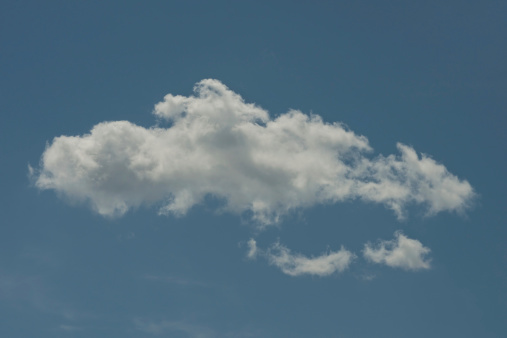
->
1;1;506;337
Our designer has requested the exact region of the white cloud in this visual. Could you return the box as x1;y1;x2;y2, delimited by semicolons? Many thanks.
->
363;232;431;270
246;238;258;259
33;79;475;224
248;239;355;276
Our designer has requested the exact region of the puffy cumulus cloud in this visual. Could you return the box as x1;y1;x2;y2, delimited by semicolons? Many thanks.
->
363;232;431;270
247;239;354;277
33;79;474;224
354;144;476;218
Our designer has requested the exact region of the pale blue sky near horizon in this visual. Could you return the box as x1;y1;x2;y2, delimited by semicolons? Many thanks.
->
1;1;506;337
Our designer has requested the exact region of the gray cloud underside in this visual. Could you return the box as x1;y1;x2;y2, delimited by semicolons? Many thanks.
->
34;79;475;224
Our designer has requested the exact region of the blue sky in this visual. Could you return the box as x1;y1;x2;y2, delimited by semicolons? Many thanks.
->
1;1;506;337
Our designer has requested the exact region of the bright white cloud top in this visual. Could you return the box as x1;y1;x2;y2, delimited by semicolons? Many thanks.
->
363;232;431;270
247;239;354;276
33;79;474;224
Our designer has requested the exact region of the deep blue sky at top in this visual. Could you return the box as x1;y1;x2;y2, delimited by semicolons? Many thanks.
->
0;1;506;337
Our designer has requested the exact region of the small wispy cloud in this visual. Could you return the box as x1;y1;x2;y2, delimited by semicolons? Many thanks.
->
134;318;262;338
33;79;474;225
359;273;377;281
0;270;77;320
117;232;135;242
134;319;216;338
246;238;258;259
58;324;82;332
363;231;431;270
246;239;355;277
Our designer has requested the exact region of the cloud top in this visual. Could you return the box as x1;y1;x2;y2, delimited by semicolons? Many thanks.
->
33;79;475;224
363;232;431;270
